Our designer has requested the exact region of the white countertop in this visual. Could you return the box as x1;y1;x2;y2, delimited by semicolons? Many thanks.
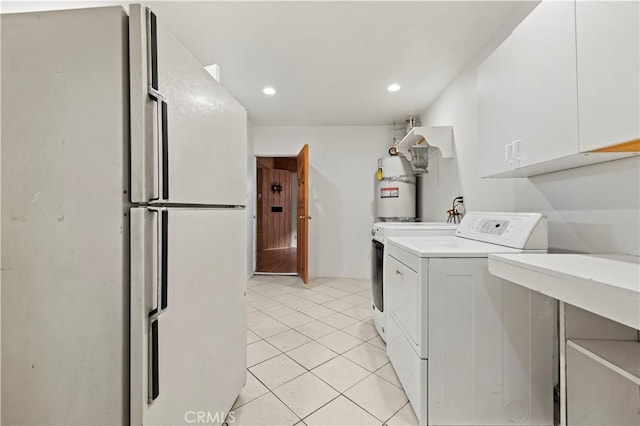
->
488;254;640;330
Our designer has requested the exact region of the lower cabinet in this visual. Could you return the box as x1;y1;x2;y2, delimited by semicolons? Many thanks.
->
566;339;640;425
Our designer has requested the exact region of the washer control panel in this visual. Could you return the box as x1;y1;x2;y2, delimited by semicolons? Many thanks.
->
475;219;510;236
455;212;547;249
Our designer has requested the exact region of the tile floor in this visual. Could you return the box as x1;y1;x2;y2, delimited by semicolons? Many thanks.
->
229;275;419;426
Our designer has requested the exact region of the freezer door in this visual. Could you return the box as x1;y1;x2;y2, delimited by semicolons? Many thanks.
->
129;5;247;206
130;207;247;425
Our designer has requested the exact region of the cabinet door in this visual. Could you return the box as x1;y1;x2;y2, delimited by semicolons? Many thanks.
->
385;255;420;347
567;344;640;425
479;1;579;176
576;1;640;152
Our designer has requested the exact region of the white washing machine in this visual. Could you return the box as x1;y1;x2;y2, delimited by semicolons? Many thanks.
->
371;222;458;342
385;212;554;426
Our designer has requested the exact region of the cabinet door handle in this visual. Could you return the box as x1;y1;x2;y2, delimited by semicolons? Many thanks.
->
505;143;513;162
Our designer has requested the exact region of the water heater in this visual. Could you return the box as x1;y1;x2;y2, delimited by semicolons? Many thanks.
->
376;156;416;222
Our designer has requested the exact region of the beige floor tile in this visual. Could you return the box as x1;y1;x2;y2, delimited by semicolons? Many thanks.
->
286;341;337;369
230;392;300;426
303;395;381;426
385;402;419;426
284;299;318;310
247;305;257;314
320;312;359;329
303;304;336;319
250;283;277;292
278;311;316;328
322;298;355;312
273;373;339;418
367;335;386;350
342;321;379;341
326;279;366;293
360;317;375;327
295;320;337;339
374;363;402;388
342;294;372;306
248;316;290;339
262;304;298;319
249;354;306;389
266;329;312;352
250;298;283;311
247;340;282;367
344;375;408;422
340;284;368;294
276;293;305;304
232;371;269;409
247;329;261;345
323;279;352;289
253;287;290;298
247;311;273;327
317;330;363;354
306;277;332;286
299;291;335;304
342;305;374;321
246;291;267;303
312;286;352;298
311;356;371;392
342;343;389;372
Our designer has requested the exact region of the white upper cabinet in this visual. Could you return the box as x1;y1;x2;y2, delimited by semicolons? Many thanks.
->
576;0;640;152
478;1;579;178
478;0;639;178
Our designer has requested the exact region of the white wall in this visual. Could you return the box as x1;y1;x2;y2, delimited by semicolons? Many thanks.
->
419;7;640;256
253;126;393;278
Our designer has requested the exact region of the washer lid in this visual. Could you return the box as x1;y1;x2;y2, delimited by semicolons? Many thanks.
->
372;222;458;242
387;236;536;257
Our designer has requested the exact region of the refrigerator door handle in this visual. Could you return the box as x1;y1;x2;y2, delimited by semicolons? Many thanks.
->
145;8;164;102
149;207;168;319
145;8;169;202
148;209;160;318
149;318;160;402
159;100;169;201
148;97;168;204
160;209;169;310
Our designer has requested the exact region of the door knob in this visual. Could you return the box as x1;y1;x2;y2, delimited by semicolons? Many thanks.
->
299;215;312;220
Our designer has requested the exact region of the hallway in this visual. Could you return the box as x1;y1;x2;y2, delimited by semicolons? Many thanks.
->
256;248;297;274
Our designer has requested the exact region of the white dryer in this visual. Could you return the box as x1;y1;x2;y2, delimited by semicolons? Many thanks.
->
371;222;458;342
385;212;554;426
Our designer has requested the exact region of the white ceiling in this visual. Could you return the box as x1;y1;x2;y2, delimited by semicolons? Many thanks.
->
2;1;531;126
145;1;529;126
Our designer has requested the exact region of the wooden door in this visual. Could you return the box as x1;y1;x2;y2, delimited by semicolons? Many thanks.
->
257;168;292;250
296;144;309;284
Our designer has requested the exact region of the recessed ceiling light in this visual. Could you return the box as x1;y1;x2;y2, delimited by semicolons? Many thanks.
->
387;84;401;92
263;87;276;95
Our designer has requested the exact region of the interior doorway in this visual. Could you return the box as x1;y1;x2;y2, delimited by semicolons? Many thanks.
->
255;156;298;274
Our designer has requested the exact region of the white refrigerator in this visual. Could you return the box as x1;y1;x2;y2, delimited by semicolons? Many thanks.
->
1;5;247;425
